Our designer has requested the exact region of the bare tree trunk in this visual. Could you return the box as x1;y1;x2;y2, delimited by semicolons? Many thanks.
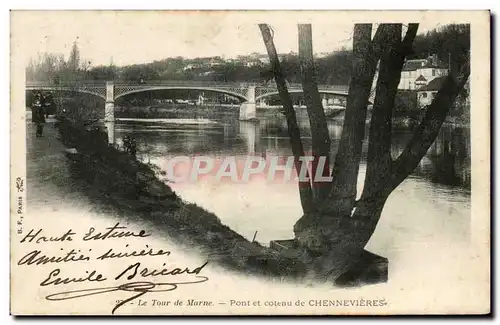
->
353;23;470;249
259;24;314;214
260;23;470;281
290;25;387;280
327;24;382;217
298;24;331;202
352;24;419;247
361;24;417;200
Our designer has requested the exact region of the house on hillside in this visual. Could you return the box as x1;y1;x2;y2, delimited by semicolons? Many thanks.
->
245;59;263;68
183;63;202;71
399;54;449;90
234;54;265;67
416;76;447;108
314;52;331;59
257;54;270;65
208;57;225;68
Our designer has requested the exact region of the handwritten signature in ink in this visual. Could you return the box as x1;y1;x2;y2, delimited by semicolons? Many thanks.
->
41;260;209;314
45;277;209;314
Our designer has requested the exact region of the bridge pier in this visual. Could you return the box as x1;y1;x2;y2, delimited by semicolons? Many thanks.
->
239;120;260;154
104;81;115;144
104;121;115;145
239;86;256;121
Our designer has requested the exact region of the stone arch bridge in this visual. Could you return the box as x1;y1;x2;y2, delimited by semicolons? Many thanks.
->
26;80;349;143
27;80;349;118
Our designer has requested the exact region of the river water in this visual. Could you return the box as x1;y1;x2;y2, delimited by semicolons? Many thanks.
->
22;106;478;313
112;109;471;261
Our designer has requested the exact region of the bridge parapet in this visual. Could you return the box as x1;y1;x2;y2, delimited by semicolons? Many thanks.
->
114;80;260;88
255;84;349;101
112;83;251;100
26;80;350;103
26;81;107;99
27;80;348;92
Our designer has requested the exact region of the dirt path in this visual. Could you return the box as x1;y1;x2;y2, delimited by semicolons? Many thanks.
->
26;118;92;212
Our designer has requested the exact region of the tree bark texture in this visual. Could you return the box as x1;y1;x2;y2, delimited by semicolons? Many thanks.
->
298;24;331;202
327;24;381;218
259;24;314;214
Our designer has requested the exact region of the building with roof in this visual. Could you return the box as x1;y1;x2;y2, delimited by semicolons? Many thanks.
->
398;54;449;90
245;59;264;68
233;54;269;67
415;75;428;88
416;76;447;108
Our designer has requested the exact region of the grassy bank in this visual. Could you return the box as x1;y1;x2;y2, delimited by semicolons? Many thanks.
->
55;117;307;280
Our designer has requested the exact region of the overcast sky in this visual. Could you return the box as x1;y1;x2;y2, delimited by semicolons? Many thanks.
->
12;11;448;67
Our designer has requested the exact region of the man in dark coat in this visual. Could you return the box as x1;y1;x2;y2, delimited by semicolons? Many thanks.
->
32;92;46;138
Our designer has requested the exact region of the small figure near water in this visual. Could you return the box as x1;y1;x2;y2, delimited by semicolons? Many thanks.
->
123;135;137;158
123;135;130;153
129;137;137;158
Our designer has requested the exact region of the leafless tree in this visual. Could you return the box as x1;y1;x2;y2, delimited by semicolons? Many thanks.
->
260;23;470;279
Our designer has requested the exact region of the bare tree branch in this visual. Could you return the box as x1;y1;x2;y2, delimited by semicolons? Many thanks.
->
361;23;418;199
402;23;419;49
328;24;381;216
298;24;331;201
259;24;315;214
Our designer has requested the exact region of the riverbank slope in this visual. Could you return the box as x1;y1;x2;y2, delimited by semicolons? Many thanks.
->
54;117;309;279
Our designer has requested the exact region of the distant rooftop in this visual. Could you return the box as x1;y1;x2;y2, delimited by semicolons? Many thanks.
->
402;54;448;71
417;76;448;91
402;59;428;71
415;75;427;82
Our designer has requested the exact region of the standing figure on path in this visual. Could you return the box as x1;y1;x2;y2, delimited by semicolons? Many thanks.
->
129;137;137;158
32;92;46;138
123;135;131;153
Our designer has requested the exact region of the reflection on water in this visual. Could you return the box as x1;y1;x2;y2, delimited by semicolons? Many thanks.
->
113;110;471;244
115;112;471;189
414;127;470;188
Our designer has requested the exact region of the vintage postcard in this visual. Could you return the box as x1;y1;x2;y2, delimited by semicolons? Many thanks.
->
10;10;490;315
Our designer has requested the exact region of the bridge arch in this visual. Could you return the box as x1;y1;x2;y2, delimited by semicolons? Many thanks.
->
114;86;249;102
255;90;348;102
25;86;107;101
